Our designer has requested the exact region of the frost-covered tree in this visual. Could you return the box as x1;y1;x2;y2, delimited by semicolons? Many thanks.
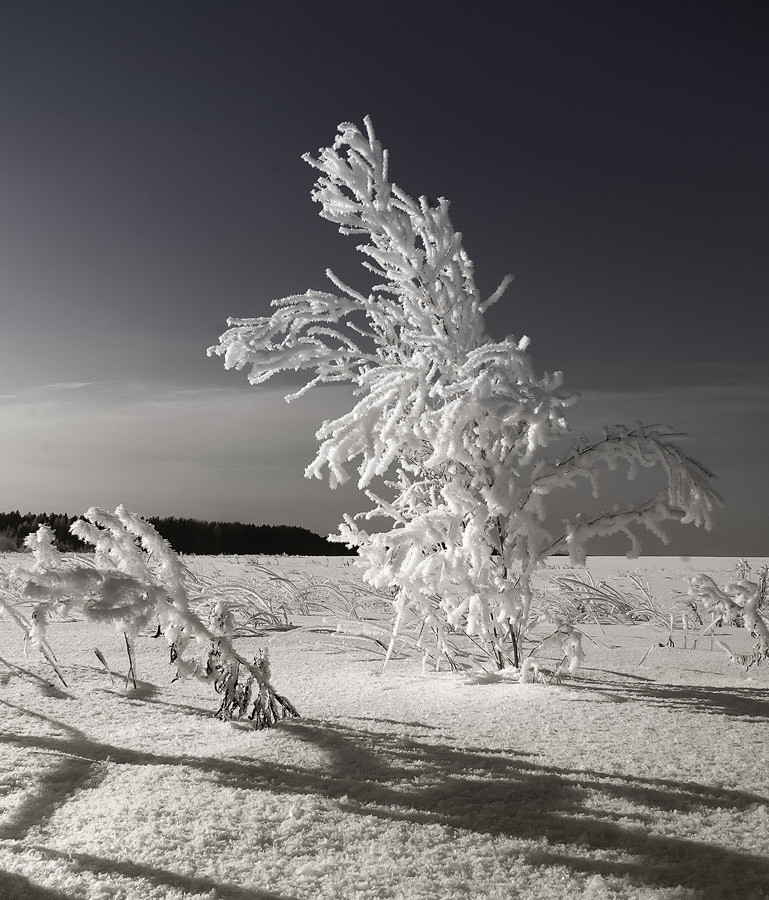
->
209;118;719;670
17;507;298;726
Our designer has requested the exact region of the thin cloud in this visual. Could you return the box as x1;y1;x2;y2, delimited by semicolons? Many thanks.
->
42;381;96;392
0;378;765;553
0;379;362;532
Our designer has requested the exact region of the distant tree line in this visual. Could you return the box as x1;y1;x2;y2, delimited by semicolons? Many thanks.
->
0;511;85;552
147;516;353;556
0;511;353;556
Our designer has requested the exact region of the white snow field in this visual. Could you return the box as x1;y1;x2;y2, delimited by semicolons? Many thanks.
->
1;554;768;900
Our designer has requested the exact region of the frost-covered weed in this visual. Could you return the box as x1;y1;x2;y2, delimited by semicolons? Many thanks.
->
689;572;769;669
735;558;768;608
13;508;299;726
211;117;720;674
192;570;292;633
0;557;70;686
546;571;672;627
191;562;391;644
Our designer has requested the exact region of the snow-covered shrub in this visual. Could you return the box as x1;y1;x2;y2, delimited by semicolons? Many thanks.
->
15;508;298;726
210;117;719;672
735;558;768;608
689;572;769;669
1;555;70;685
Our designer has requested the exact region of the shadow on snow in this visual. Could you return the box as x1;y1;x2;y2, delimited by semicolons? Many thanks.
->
566;674;769;720
1;697;768;899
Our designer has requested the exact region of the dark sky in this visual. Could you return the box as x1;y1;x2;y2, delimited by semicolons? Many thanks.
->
0;1;767;555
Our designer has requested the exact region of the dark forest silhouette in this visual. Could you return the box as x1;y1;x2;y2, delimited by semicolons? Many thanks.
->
0;511;352;556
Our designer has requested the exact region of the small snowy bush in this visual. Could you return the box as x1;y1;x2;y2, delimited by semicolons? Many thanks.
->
210;117;719;673
689;572;769;669
15;507;298;726
735;558;768;608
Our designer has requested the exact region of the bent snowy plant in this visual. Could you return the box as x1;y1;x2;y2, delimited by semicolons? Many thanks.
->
17;507;298;727
210;117;720;674
688;572;769;670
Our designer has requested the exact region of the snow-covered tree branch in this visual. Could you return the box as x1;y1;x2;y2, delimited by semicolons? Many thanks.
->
210;117;720;671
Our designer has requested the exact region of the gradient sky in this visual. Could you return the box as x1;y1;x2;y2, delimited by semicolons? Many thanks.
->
0;2;767;554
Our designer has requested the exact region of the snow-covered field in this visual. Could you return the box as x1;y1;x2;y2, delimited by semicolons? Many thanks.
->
1;554;768;900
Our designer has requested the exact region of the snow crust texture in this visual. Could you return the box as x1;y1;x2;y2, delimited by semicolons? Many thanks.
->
1;555;768;900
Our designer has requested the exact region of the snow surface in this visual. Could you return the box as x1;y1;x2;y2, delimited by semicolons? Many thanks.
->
1;554;768;900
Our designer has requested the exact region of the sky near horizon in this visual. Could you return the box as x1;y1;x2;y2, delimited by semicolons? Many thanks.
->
0;2;767;554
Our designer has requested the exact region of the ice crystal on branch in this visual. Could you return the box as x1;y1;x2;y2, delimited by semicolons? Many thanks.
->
210;117;720;671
